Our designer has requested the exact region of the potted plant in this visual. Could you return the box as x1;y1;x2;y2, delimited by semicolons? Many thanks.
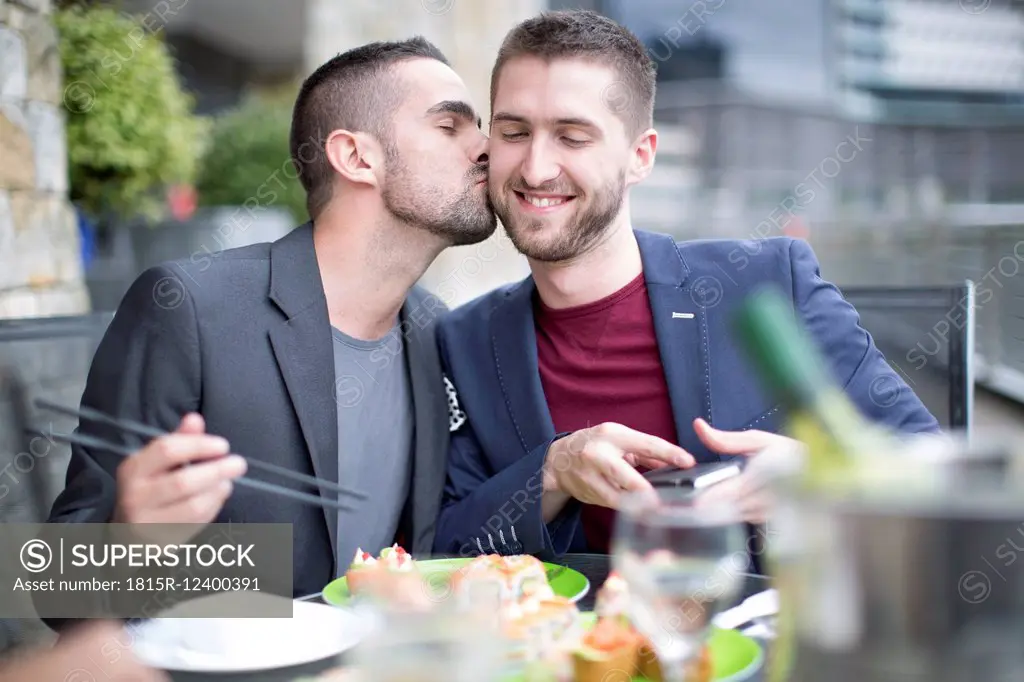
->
129;88;306;277
55;4;206;308
158;88;308;267
195;88;308;225
56;4;205;223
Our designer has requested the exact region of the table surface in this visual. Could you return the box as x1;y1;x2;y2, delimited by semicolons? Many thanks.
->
163;553;772;682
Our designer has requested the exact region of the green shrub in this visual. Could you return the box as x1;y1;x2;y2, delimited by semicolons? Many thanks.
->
195;91;308;224
55;5;206;221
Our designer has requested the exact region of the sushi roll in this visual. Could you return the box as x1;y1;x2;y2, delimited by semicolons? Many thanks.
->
592;572;712;682
345;548;379;595
571;617;641;682
452;554;552;604
503;593;581;666
636;638;662;681
377;544;414;571
594;571;630;622
345;545;415;596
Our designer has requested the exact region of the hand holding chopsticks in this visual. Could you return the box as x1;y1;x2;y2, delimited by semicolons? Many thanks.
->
28;399;367;523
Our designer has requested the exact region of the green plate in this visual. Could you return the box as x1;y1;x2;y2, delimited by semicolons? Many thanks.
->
569;613;763;682
322;558;591;607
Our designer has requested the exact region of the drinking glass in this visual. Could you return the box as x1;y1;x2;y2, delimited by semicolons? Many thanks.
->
612;487;748;682
349;598;507;682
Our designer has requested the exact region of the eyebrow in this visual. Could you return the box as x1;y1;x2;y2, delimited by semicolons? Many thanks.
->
492;112;600;130
426;100;482;129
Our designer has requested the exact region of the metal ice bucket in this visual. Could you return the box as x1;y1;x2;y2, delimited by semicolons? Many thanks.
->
766;433;1024;682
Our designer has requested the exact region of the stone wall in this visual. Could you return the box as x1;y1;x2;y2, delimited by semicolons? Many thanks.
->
0;0;90;320
0;0;90;651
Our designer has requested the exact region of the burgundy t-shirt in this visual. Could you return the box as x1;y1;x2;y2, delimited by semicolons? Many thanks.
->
534;273;679;553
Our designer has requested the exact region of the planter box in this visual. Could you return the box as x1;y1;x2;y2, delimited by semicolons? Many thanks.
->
85;206;296;312
131;206;296;271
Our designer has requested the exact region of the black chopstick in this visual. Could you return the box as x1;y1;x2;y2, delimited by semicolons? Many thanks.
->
27;427;360;512
34;398;367;501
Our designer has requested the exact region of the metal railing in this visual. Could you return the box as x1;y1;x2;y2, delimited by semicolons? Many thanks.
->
0;312;114;524
0;312;113;655
840;284;974;432
805;223;1023;408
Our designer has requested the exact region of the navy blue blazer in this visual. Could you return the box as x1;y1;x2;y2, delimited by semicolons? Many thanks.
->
432;230;940;561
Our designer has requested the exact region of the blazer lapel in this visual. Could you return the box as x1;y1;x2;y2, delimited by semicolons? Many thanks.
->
266;223;340;566
490;280;557;454
400;298;447;554
636;230;718;463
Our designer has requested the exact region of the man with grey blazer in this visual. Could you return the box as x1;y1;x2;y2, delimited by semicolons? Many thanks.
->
45;36;495;618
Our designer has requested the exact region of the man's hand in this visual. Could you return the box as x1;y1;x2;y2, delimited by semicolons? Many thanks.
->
691;417;804;524
113;413;246;525
541;422;695;522
693;417;796;458
0;621;167;681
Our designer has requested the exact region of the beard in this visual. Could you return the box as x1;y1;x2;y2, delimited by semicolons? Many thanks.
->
491;170;625;262
380;144;496;247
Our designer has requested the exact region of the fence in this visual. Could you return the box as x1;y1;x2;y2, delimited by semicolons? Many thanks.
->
841;285;973;432
799;222;1024;407
0;312;113;654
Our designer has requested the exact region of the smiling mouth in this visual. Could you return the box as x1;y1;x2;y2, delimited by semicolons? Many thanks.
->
514;191;576;210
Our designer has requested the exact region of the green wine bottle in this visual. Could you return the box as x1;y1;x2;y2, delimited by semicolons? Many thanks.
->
732;285;895;485
732;285;934;682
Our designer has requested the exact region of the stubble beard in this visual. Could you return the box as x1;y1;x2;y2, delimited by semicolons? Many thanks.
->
381;146;496;247
491;171;626;262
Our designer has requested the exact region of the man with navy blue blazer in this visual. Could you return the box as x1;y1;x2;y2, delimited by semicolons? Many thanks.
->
432;11;941;560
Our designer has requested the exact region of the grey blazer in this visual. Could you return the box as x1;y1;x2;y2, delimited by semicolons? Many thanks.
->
46;223;451;602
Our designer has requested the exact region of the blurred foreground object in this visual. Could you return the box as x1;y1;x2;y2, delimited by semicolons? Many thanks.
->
349;599;508;682
770;432;1024;682
733;285;936;492
0;621;166;681
612;489;746;682
733;285;1024;681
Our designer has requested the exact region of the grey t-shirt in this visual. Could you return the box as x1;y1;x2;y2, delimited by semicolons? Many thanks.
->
331;323;414;569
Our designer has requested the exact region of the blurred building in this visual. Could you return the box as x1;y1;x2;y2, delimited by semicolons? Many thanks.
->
574;0;1024;241
585;0;1024;405
834;0;1024;125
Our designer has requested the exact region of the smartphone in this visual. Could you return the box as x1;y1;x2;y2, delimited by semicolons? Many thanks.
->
641;460;745;490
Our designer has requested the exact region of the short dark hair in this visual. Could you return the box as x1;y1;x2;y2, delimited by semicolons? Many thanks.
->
491;10;656;138
290;37;450;219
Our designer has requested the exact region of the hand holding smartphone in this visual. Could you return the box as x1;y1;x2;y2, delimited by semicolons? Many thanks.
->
641;460;746;490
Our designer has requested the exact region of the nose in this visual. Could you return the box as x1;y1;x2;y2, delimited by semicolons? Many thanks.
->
471;129;489;166
520;138;560;188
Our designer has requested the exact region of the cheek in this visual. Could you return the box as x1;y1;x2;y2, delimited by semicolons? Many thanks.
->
407;145;460;176
487;144;521;180
576;161;619;194
486;168;515;195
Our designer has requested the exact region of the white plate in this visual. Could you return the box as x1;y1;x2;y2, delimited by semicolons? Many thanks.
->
713;589;778;630
128;599;374;673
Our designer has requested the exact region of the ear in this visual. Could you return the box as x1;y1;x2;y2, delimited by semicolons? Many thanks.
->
324;129;383;188
626;128;658;186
